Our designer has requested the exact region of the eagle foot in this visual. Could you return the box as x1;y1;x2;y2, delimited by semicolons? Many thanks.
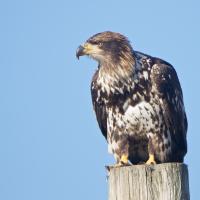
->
146;154;156;165
120;154;129;164
113;162;131;168
115;154;131;167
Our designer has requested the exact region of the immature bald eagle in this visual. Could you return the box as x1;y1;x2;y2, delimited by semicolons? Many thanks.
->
76;31;187;165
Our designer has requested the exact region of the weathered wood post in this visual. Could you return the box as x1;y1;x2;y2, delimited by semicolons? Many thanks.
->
108;163;189;200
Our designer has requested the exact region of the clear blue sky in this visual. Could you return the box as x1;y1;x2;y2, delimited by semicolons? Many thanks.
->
0;0;199;199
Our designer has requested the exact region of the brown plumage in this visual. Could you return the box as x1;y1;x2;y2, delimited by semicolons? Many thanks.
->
76;31;187;165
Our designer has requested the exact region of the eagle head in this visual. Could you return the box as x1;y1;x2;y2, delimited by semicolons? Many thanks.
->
76;31;134;66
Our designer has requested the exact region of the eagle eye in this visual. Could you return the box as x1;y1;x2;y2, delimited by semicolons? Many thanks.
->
89;41;99;45
98;42;103;47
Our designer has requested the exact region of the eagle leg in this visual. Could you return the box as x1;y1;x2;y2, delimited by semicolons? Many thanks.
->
146;137;157;164
146;154;156;165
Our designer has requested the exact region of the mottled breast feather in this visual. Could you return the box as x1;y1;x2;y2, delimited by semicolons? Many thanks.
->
91;50;187;164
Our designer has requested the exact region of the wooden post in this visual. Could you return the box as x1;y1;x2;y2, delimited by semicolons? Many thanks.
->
108;163;189;200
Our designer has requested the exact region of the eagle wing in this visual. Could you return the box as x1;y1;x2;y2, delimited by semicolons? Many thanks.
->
91;71;107;139
150;61;187;160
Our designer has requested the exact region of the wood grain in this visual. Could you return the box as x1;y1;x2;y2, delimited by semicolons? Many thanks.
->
108;163;189;200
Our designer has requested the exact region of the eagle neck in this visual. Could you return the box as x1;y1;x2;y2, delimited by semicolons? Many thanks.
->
97;56;135;96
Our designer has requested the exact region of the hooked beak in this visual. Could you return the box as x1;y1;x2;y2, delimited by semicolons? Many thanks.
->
76;45;85;59
76;43;94;59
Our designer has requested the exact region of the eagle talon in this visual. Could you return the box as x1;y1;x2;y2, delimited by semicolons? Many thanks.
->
113;162;131;168
120;162;131;166
146;154;156;165
114;163;124;167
